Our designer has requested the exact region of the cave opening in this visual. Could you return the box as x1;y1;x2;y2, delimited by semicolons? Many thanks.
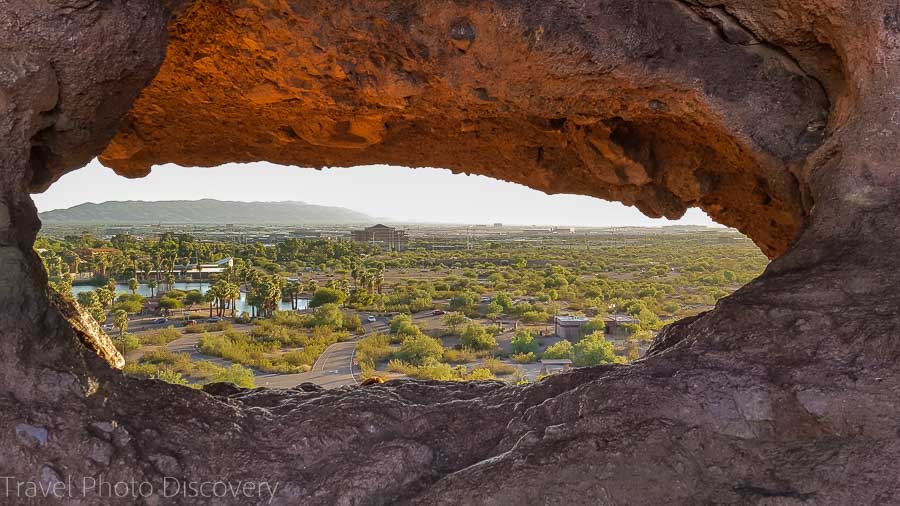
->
6;0;900;503
32;160;767;390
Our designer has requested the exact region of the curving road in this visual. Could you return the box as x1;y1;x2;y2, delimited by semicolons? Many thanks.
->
159;312;440;389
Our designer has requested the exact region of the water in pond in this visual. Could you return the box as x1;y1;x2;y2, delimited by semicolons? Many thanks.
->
71;281;308;315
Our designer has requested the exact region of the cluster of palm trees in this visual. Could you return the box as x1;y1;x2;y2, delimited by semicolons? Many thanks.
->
207;264;288;318
350;263;386;295
282;280;313;310
205;280;240;317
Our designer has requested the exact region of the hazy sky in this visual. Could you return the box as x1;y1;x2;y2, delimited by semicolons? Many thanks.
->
32;159;718;227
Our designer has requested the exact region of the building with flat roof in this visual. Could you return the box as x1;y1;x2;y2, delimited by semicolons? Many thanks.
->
351;224;408;251
603;314;640;338
554;315;591;341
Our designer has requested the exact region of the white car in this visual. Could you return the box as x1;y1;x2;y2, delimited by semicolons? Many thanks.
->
102;324;114;331
367;315;377;323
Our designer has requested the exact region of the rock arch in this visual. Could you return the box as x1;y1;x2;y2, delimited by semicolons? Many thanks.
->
2;0;899;504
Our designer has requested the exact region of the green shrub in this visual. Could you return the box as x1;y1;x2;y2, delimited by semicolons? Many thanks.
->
139;350;191;369
465;368;496;381
309;303;344;328
120;333;140;354
356;333;394;368
572;332;624;367
442;347;477;364
184;321;230;334
389;314;420;336
213;364;255;388
521;310;550;324
460;323;497;351
511;352;537;364
510;330;539;354
309;288;346;308
139;326;182;346
397;334;444;366
154;368;188;386
123;363;157;379
387;359;413;374
480;357;516;375
543;339;574;360
113;299;143;314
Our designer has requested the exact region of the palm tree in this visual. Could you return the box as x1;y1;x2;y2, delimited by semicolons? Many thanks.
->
204;290;216;318
147;279;158;298
374;268;385;294
152;250;163;284
165;273;176;293
350;264;361;288
113;309;129;362
226;282;240;317
285;281;298;310
128;277;139;295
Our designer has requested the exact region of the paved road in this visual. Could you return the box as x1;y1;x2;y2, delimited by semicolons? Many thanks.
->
257;316;399;389
154;312;438;390
256;339;360;389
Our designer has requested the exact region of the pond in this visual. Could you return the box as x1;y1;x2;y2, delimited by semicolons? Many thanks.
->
71;281;308;315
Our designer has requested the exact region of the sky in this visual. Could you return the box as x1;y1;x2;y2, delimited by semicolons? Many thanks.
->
32;159;718;227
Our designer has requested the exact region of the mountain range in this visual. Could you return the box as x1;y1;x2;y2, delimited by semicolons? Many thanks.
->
38;199;374;225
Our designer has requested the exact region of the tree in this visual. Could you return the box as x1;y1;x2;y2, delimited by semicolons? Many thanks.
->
77;291;99;308
113;294;143;314
543;339;574;360
521;310;550;324
165;273;176;292
77;291;106;325
572;332;621;366
442;312;467;335
128;277;139;295
224;282;240;317
495;292;513;312
397;334;444;366
94;287;115;308
460;322;498;351
113;309;130;361
582;318;608;335
390;314;420;337
113;309;129;336
147;279;158;298
484;301;503;320
511;330;539;354
309;287;346;308
310;303;344;328
158;296;182;315
184;290;205;308
449;292;478;313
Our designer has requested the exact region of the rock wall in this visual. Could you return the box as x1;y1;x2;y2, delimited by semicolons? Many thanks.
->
98;0;836;258
2;0;900;504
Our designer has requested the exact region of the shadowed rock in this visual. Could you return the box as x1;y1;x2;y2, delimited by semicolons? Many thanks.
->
2;0;900;504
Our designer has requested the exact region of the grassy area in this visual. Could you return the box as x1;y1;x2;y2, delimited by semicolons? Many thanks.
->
198;314;351;374
137;326;182;346
124;350;255;388
183;321;231;334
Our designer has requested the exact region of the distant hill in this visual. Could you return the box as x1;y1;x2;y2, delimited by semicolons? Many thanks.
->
39;199;374;225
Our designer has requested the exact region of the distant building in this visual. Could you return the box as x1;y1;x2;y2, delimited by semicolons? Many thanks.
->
554;315;591;341
174;257;234;278
76;247;119;258
603;314;639;338
351;224;408;251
